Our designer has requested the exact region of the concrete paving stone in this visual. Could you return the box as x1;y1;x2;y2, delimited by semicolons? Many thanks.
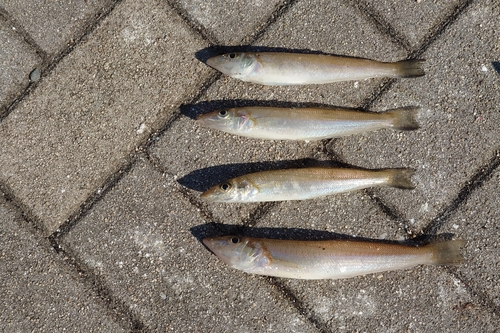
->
0;17;41;115
255;192;407;240
330;0;500;230
283;269;497;332
0;196;124;332
151;0;411;225
363;0;465;50
173;0;282;44
0;0;211;235
61;159;319;332
442;168;500;308
1;0;115;56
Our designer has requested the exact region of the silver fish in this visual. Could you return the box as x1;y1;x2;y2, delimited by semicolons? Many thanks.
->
203;236;465;280
197;106;419;140
206;52;425;85
200;167;415;202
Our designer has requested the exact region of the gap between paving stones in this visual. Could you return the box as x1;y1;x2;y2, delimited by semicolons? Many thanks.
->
449;268;500;319
0;7;48;60
267;277;331;333
0;0;124;122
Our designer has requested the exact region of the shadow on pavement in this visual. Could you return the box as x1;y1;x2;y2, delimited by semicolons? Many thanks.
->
492;61;500;74
190;223;457;247
180;100;363;119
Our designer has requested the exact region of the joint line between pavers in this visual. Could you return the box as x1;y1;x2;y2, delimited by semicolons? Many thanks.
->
409;0;475;59
421;150;500;236
266;277;332;333
347;0;412;52
448;268;500;319
0;177;50;235
0;0;124;122
164;0;222;45
49;236;151;332
248;0;300;44
51;154;138;240
0;6;48;60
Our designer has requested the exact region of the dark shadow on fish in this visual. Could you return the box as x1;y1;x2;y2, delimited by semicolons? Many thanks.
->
178;158;357;192
195;45;328;63
492;62;500;74
191;223;455;247
181;99;383;120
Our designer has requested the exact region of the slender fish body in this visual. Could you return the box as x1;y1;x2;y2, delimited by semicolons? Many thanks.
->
197;106;419;140
206;52;425;85
200;167;415;202
203;236;465;280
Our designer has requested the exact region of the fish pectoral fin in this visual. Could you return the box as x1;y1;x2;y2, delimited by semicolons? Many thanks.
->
268;257;301;270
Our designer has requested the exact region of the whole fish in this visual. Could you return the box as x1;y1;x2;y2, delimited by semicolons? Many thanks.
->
200;167;415;202
206;52;425;85
197;106;419;140
203;236;465;280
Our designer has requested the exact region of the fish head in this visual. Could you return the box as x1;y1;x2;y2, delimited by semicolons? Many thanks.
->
206;53;256;79
203;236;269;271
196;108;254;133
200;178;257;202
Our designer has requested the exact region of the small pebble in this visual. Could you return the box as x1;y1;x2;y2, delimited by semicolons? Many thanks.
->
29;68;41;82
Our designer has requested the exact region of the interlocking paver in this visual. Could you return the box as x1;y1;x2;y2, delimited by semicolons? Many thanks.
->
443;167;500;308
61;159;319;332
330;0;500;230
172;0;282;44
0;17;41;115
0;196;124;332
1;0;115;56
0;0;211;235
362;0;467;50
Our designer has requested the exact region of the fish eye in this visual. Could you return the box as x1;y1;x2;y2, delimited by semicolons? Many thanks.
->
218;110;229;118
230;237;240;244
229;53;236;59
220;183;231;191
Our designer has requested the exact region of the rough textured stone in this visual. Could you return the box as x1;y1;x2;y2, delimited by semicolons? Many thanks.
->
2;0;115;55
443;167;500;308
0;17;41;115
61;160;319;332
331;0;500;230
173;0;281;43
0;0;211;235
363;0;467;49
0;196;124;332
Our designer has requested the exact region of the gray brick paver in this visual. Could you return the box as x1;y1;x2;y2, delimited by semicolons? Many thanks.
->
0;196;125;332
1;0;115;56
0;0;211;235
0;17;41;115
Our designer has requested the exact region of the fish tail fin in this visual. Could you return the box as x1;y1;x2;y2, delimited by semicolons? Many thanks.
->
426;240;466;265
386;106;420;131
384;168;415;189
394;59;425;78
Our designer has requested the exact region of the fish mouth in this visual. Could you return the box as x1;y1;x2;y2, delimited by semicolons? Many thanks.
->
206;56;221;70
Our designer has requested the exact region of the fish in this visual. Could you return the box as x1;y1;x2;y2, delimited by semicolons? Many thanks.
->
200;167;415;202
197;106;419;140
205;52;425;85
202;236;465;280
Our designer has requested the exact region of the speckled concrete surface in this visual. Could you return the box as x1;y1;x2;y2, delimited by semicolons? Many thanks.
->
0;0;498;332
